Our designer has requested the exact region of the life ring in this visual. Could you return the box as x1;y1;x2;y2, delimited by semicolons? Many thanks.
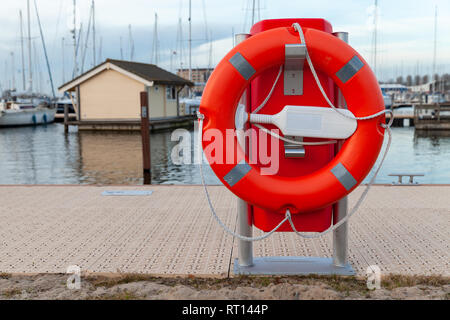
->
199;26;385;214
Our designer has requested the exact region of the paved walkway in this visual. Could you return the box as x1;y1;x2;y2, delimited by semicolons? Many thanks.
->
0;185;448;277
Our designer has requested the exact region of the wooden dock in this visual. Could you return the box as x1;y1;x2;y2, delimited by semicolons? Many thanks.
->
415;104;450;130
65;115;195;131
54;113;77;122
386;113;414;127
0;185;448;277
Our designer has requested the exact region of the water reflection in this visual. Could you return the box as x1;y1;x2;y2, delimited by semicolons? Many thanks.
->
0;124;449;185
74;128;218;185
414;129;450;146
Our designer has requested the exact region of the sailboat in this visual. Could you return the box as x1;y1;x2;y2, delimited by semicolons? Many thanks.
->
0;99;55;127
0;0;56;128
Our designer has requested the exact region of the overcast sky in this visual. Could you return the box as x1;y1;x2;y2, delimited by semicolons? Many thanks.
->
0;0;449;95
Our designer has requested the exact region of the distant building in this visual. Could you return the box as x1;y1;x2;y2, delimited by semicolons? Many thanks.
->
408;82;434;93
176;68;214;96
59;59;194;126
380;83;408;94
408;80;450;94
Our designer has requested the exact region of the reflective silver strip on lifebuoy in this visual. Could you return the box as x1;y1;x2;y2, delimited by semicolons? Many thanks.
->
229;52;256;81
223;160;252;187
331;163;357;191
336;55;364;84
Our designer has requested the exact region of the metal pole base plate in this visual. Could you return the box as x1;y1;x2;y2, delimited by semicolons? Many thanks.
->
234;257;356;276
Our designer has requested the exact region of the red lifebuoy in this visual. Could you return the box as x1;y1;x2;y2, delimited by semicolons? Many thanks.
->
199;26;385;214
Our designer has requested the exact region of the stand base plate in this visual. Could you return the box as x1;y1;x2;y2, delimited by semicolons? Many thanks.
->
234;257;356;276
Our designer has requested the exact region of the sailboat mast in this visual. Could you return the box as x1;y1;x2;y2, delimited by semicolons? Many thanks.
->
155;14;158;64
92;0;96;66
129;25;132;60
188;0;192;82
33;0;56;98
152;13;159;64
33;41;41;93
99;36;103;61
5;61;10;91
62;37;65;84
251;0;255;26
81;4;93;73
372;0;378;78
178;17;183;71
19;10;26;91
432;5;437;93
11;52;16;90
72;0;77;77
128;24;135;61
176;0;183;72
27;0;33;93
74;23;83;72
120;36;123;60
208;31;212;71
232;27;235;47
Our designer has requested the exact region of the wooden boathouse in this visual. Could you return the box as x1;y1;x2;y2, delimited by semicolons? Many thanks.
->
58;59;194;131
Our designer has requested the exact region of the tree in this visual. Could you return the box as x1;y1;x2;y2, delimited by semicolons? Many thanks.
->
442;74;449;92
406;75;413;86
414;75;421;85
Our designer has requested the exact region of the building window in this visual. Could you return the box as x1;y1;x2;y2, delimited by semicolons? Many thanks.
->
166;85;176;100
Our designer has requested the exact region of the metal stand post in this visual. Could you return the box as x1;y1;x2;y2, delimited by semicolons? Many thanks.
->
332;31;350;268
237;197;253;267
333;197;349;267
235;33;254;268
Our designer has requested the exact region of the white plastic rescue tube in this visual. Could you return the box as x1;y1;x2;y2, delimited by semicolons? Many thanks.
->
248;105;357;139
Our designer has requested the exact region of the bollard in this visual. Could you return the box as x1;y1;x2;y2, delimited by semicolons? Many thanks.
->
64;103;69;133
140;91;151;185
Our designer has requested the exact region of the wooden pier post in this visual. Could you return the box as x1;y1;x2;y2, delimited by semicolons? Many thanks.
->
140;91;151;185
64;104;69;133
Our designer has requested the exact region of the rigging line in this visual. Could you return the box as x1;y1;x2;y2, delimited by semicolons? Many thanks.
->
242;0;251;32
73;23;83;77
81;4;93;73
201;0;209;42
33;0;56;98
50;0;64;62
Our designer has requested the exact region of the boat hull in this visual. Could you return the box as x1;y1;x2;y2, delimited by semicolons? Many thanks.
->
0;108;56;127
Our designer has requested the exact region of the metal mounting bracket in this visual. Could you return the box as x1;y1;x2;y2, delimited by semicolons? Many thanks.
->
284;136;305;158
284;44;306;96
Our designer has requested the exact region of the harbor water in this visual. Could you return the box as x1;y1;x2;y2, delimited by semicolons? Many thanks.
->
0;124;449;185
